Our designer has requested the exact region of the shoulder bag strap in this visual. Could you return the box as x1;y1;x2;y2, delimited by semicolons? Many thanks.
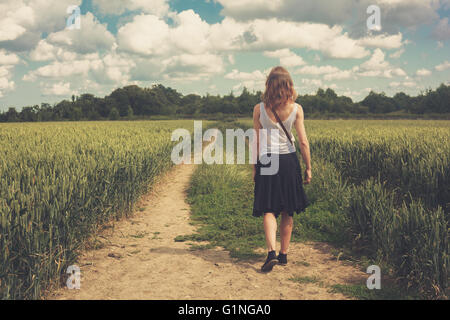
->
270;106;294;146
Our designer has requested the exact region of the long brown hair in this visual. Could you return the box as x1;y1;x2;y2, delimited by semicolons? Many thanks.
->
262;66;297;111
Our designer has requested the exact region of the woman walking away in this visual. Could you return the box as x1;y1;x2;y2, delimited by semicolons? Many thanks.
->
252;66;312;273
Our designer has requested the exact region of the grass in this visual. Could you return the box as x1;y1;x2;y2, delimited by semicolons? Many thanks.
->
186;162;266;259
129;231;148;239
151;232;161;240
288;274;414;300
189;243;216;251
330;283;413;300
289;276;322;285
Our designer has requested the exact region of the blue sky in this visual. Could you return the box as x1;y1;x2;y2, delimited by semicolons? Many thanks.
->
0;0;449;111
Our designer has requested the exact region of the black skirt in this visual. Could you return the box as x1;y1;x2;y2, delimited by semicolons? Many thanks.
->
253;152;309;218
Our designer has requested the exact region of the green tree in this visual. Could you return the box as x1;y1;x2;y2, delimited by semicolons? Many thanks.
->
5;107;19;122
20;106;38;122
109;107;120;120
126;105;134;119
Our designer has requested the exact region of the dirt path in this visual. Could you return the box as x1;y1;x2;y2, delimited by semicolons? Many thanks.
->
48;163;367;300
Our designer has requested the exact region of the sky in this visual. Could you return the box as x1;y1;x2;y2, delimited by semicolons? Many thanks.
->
0;0;449;111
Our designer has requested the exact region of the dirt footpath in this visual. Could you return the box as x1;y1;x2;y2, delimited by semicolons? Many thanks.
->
47;163;367;300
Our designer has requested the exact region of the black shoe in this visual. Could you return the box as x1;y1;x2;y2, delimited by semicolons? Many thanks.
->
277;253;287;266
261;251;278;273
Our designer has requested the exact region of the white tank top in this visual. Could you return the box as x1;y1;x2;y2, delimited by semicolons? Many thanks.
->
259;102;297;155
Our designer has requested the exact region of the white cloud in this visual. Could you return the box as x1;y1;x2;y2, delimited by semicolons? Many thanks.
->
111;10;372;89
226;69;266;92
30;40;57;61
357;48;407;78
95;52;136;84
225;69;266;81
118;13;369;59
263;49;305;67
301;78;323;87
29;13;115;63
29;40;79;62
373;0;441;29
169;10;212;55
23;59;97;81
293;49;409;82
0;79;15;97
92;0;170;16
389;48;405;59
162;53;225;81
0;66;15;97
0;48;18;97
233;19;369;59
216;0;355;25
44;13;115;54
435;60;450;71
215;0;444;33
0;3;34;42
360;49;390;70
0;0;83;51
0;18;27;42
294;65;340;75
232;80;264;93
25;10;230;91
416;68;432;76
342;90;363;99
293;63;354;82
324;69;354;81
24;50;135;86
42;82;76;96
0;50;20;66
117;15;171;56
327;83;338;89
357;33;404;49
390;81;417;88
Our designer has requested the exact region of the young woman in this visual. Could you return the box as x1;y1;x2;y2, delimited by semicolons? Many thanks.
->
252;66;312;273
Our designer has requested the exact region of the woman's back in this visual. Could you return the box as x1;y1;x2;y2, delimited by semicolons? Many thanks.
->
259;102;298;154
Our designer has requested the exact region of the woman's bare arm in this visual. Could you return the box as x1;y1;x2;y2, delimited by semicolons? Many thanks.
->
252;104;262;180
293;105;312;184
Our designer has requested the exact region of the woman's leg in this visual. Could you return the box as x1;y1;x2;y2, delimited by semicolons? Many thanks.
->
280;212;293;254
263;212;277;252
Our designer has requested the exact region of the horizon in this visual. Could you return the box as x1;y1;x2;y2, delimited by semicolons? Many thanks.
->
0;0;449;111
3;82;450;112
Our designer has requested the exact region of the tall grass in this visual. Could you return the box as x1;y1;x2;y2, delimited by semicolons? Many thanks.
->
0;120;193;299
309;127;449;212
231;119;449;297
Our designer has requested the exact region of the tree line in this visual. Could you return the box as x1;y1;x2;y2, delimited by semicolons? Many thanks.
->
0;83;449;122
